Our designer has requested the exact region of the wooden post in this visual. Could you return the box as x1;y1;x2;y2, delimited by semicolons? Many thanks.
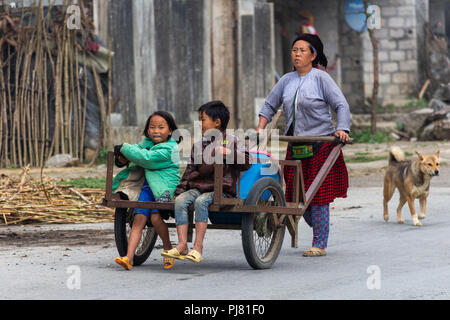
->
105;152;114;202
211;0;236;127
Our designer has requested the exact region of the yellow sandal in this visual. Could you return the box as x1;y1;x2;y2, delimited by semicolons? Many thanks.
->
185;250;203;263
115;256;133;270
161;248;186;260
162;250;175;269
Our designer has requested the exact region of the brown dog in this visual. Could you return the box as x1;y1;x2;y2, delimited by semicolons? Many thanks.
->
383;146;440;226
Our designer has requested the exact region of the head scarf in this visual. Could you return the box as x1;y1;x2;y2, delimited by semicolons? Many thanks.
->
291;34;328;69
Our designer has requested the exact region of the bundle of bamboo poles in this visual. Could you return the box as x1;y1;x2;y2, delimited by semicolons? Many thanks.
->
0;0;111;168
0;167;114;225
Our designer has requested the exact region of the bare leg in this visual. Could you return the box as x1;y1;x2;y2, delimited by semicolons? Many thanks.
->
126;213;148;263
175;224;189;254
193;222;208;254
150;214;172;251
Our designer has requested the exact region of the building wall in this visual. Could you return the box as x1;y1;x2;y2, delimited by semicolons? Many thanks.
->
339;0;365;113
94;0;274;137
238;0;276;128
270;0;341;83
361;0;429;108
429;0;447;36
271;0;431;113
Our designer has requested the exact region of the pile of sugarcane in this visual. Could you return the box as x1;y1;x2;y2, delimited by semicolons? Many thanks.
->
0;0;111;168
0;166;114;225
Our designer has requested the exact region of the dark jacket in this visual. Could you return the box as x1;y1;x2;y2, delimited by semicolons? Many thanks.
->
174;132;252;197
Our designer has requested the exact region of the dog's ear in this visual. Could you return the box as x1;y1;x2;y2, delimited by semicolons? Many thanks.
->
435;150;440;158
415;151;424;161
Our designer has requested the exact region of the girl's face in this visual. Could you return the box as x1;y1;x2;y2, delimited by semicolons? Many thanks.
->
199;112;221;135
291;40;316;71
147;115;172;144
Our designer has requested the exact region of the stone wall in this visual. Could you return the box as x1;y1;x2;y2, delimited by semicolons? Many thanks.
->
361;0;429;108
339;0;365;113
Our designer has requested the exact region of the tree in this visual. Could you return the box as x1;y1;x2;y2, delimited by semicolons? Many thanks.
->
363;0;379;136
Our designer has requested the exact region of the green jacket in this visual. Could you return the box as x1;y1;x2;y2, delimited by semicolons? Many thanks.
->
112;137;180;200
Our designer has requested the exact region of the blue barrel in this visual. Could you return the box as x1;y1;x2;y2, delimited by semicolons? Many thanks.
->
208;151;281;225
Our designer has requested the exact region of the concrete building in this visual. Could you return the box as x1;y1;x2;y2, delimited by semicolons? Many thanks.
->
94;0;275;135
270;0;448;113
92;0;449;141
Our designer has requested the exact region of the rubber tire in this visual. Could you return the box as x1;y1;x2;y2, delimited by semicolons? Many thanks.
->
241;177;286;269
114;208;158;266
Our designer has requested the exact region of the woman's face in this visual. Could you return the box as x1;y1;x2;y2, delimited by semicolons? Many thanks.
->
291;40;317;71
147;115;172;144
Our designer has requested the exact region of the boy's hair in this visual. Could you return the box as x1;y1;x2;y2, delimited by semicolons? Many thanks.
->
198;101;230;131
143;110;182;143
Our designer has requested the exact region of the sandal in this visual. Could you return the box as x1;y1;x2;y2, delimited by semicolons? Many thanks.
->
302;247;327;257
161;248;186;260
161;251;175;269
115;256;133;270
185;250;203;263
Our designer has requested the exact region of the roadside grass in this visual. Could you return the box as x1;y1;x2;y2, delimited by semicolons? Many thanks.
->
345;155;387;163
376;98;428;113
57;177;106;189
350;130;393;144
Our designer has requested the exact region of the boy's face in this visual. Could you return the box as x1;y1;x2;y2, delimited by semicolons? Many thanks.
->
199;112;221;135
147;115;172;144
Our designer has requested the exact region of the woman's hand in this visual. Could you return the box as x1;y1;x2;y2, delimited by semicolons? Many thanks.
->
334;130;350;143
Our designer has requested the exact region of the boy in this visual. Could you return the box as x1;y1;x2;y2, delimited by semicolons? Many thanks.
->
162;101;252;263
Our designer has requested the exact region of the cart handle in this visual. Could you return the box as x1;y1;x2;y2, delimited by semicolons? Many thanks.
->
246;134;353;145
278;135;353;145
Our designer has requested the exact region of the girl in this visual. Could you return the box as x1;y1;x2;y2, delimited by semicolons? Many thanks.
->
112;111;181;270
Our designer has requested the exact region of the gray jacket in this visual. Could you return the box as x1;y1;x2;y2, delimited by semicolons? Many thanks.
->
259;68;351;136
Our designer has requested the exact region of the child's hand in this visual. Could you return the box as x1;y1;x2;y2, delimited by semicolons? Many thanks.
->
114;144;129;168
117;154;128;165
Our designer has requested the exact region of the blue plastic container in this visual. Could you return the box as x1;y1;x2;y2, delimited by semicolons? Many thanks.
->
208;151;281;225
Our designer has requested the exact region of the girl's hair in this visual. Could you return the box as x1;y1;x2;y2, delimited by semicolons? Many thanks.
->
143;111;182;143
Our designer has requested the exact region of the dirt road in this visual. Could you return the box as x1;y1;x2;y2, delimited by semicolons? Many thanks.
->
1;141;449;300
1;141;448;249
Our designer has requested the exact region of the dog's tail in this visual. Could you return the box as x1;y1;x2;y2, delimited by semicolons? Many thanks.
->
388;146;406;165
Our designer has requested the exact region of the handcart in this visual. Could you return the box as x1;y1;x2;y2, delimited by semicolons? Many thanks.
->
103;134;352;269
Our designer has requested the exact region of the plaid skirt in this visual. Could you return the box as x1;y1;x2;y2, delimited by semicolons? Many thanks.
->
284;143;348;205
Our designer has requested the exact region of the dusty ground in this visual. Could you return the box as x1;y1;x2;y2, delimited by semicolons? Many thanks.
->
0;226;115;248
1;141;448;249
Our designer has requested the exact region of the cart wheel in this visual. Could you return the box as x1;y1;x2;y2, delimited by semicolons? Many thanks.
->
114;208;158;266
241;177;286;269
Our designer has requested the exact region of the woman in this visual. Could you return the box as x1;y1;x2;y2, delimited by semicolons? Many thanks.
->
256;34;351;257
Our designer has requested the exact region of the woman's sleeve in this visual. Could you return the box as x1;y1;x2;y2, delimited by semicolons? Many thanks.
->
321;73;351;132
120;143;175;170
258;76;285;122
